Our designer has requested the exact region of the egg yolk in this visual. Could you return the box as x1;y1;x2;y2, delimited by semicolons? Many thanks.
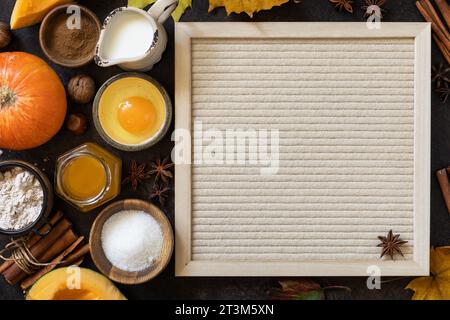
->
117;97;156;134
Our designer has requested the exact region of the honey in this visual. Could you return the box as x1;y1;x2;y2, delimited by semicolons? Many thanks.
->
62;155;107;201
56;143;122;212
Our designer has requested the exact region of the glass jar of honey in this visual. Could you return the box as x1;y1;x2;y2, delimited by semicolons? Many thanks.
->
55;143;122;212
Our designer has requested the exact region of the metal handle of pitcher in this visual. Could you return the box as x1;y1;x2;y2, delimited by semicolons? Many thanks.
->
148;0;179;24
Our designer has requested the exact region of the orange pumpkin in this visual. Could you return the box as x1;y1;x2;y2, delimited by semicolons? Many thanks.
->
0;52;67;150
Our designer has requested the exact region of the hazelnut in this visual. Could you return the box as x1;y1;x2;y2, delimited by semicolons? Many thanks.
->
68;75;96;104
66;113;88;135
0;22;12;49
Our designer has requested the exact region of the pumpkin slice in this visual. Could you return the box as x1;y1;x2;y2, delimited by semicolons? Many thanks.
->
27;267;126;300
10;0;75;30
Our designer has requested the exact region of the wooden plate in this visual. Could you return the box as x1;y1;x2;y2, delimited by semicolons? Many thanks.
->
89;199;174;285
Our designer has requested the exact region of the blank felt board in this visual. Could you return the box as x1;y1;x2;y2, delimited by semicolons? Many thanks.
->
175;23;431;276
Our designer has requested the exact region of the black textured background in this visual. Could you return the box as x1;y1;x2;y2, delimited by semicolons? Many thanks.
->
0;0;449;300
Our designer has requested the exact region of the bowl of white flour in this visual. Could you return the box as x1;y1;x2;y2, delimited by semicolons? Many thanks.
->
0;160;54;236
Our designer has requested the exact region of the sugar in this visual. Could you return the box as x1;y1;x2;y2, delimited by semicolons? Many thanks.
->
101;210;163;272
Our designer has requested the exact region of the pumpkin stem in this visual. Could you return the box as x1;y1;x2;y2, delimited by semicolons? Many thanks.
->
0;86;16;109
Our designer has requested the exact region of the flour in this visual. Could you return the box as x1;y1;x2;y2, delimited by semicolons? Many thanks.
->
0;167;44;231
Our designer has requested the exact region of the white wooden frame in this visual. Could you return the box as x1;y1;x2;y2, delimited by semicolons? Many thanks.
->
175;22;431;277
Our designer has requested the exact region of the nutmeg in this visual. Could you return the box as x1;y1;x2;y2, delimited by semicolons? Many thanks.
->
0;22;12;49
68;75;96;104
66;113;88;135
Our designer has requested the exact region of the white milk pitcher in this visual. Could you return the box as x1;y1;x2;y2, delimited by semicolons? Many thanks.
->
95;0;178;71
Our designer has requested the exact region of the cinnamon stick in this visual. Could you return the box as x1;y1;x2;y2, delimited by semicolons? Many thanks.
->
3;228;78;285
435;0;450;29
61;244;90;267
433;33;450;65
37;229;78;265
0;211;63;274
416;0;450;60
418;0;450;42
20;237;84;290
1;218;71;280
437;168;450;215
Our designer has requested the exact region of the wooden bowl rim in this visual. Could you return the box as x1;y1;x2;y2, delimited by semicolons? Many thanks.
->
89;199;174;285
39;4;101;68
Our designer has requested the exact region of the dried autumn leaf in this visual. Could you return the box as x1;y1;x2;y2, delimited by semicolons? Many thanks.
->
128;0;192;22
208;0;289;17
268;280;325;300
406;247;450;300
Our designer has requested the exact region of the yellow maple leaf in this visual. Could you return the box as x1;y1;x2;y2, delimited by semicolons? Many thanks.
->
208;0;289;17
128;0;192;22
406;247;450;300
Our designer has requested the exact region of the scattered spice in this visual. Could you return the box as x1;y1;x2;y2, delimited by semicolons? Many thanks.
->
149;183;170;206
45;13;99;62
431;62;450;102
361;0;386;18
122;161;151;191
432;62;450;89
149;155;174;185
436;82;450;102
66;113;88;135
329;0;353;13
68;75;96;104
377;230;407;260
0;22;12;49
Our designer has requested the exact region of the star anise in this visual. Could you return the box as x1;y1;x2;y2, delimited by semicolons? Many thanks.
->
149;183;170;206
377;230;408;260
122;161;151;191
436;82;450;103
432;62;450;89
329;0;353;14
361;0;386;18
148;155;174;184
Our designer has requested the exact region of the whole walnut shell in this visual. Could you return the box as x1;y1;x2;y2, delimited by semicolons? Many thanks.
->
0;22;12;49
68;75;96;104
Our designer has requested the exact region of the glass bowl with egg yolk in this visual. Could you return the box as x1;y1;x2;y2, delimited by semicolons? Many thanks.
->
94;73;172;151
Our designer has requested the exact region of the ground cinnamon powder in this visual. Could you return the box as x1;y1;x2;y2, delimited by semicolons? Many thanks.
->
46;13;99;62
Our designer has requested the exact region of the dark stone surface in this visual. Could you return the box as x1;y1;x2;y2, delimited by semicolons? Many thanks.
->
0;0;448;300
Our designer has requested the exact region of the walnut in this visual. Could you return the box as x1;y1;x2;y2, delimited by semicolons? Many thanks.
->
0;22;12;49
68;75;96;104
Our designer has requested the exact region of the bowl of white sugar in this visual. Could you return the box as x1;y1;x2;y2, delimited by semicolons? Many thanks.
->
0;160;53;237
89;199;174;284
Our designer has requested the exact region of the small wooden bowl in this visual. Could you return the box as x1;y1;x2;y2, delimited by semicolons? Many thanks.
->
89;199;174;285
39;5;101;68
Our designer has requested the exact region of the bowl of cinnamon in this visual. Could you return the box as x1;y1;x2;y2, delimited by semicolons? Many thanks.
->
39;5;101;68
